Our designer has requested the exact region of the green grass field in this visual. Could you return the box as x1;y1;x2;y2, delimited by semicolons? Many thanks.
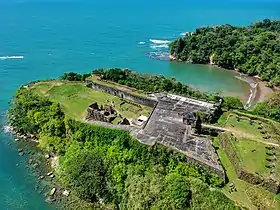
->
232;138;269;176
31;81;152;122
213;137;280;210
214;112;280;209
221;113;280;177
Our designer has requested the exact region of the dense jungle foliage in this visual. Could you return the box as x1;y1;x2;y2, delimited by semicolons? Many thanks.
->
92;68;214;100
60;72;91;81
8;88;240;210
252;92;280;121
169;19;280;85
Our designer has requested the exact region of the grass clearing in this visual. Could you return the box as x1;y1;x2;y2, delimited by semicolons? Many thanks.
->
225;115;264;139
232;138;269;176
212;137;280;210
220;112;280;178
222;112;280;145
31;81;152;122
215;112;280;209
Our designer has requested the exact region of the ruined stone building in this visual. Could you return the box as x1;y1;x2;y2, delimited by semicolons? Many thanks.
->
85;80;225;181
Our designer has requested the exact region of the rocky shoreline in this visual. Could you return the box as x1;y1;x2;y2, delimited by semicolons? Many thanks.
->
2;123;101;210
3;126;72;209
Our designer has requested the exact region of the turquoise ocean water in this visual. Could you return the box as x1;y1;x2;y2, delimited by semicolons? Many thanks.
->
0;0;279;209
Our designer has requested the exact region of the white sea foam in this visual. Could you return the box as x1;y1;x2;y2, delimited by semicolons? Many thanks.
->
138;41;146;45
245;83;258;109
145;52;170;60
149;39;171;44
2;125;12;134
180;32;187;36
0;56;24;60
150;44;169;49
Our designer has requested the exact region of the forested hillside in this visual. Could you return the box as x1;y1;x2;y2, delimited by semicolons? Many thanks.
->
253;92;280;121
8;87;239;210
169;19;280;85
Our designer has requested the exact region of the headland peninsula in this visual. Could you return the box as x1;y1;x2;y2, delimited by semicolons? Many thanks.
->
169;19;280;107
8;68;280;209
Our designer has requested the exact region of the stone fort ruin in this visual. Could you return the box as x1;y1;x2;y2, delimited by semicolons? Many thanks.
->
86;102;131;125
86;79;225;181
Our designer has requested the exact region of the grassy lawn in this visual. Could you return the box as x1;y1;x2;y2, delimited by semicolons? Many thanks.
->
217;111;230;126
223;112;280;145
215;112;280;209
225;115;265;139
31;81;152;122
232;138;269;176
220;112;280;180
212;137;280;210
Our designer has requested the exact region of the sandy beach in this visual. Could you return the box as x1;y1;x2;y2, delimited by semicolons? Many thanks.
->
169;55;277;107
254;80;274;103
234;73;275;108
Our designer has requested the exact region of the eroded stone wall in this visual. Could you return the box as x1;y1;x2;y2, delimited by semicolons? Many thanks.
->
86;81;157;107
86;108;110;123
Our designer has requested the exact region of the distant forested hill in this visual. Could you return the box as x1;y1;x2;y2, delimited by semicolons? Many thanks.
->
169;19;280;85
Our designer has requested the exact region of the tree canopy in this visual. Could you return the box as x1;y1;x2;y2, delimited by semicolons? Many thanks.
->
252;92;280;121
169;19;280;85
60;72;91;81
92;68;220;102
8;87;239;209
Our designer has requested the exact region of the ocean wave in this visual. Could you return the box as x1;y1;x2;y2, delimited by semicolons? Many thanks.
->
245;82;258;109
149;39;171;44
138;41;146;45
1;125;12;134
180;32;192;36
145;52;170;61
150;44;169;49
0;56;24;61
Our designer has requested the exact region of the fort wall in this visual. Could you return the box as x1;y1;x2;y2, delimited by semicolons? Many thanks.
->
178;149;226;182
86;81;157;107
85;80;225;182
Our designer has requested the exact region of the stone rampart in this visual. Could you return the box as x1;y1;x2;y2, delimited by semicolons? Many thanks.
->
182;152;225;182
219;133;241;171
85;80;225;182
86;81;157;107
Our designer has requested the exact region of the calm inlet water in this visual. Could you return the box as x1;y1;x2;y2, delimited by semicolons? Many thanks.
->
0;0;279;209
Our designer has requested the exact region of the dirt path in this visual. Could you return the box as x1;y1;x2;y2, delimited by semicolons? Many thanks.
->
226;127;279;147
201;124;228;132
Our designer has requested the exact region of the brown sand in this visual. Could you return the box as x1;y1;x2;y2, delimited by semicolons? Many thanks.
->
254;80;274;103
